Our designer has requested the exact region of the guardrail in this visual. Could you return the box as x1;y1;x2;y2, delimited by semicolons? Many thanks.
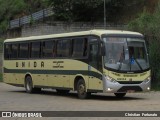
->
9;8;54;29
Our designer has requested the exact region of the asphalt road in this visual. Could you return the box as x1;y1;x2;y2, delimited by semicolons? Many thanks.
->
0;83;160;120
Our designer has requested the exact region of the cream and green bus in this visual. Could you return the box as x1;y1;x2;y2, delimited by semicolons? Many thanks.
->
3;30;151;99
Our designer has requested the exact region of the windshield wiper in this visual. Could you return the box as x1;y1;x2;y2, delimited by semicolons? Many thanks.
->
118;61;123;71
135;59;143;70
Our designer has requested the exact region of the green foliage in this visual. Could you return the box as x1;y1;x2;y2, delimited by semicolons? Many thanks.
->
149;38;160;83
72;0;104;21
0;38;4;52
128;1;160;85
0;0;150;32
25;0;50;13
49;0;104;21
127;11;153;34
0;0;49;33
0;20;8;33
0;73;2;82
48;0;148;22
0;0;26;33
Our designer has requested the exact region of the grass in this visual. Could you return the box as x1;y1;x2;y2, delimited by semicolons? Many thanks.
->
0;73;2;82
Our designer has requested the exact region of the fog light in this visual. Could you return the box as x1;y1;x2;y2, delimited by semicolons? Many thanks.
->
147;87;150;91
107;88;113;91
108;88;111;91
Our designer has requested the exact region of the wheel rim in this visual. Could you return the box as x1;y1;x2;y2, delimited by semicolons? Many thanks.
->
26;80;31;91
79;84;85;95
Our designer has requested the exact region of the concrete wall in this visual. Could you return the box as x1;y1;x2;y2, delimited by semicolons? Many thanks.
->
22;22;126;37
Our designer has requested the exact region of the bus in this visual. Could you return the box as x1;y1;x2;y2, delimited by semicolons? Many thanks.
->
3;30;151;99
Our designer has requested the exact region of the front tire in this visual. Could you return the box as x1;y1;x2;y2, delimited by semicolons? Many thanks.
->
114;93;126;98
77;79;91;99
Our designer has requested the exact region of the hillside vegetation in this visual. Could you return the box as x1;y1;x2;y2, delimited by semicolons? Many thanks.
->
0;0;158;33
0;0;49;33
128;0;160;88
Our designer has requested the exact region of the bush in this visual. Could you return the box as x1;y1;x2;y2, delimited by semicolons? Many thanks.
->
128;2;160;87
148;37;160;84
0;74;2;82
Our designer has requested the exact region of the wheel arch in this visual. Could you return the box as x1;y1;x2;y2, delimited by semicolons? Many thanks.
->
74;74;87;91
24;72;33;86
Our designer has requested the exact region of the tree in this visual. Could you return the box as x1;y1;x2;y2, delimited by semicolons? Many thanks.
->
127;1;160;86
0;0;49;33
72;0;104;21
0;0;26;33
48;0;105;21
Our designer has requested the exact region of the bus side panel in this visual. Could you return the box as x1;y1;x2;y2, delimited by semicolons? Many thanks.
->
88;67;103;91
88;78;103;91
4;59;103;92
3;73;16;84
3;72;25;85
15;74;25;85
32;74;46;87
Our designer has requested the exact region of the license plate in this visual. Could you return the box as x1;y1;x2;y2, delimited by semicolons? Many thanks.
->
127;90;135;93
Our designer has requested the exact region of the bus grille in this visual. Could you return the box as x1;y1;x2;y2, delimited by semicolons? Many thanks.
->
118;81;143;84
117;86;142;92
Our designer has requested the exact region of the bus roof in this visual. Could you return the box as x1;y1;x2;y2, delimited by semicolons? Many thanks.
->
4;29;143;43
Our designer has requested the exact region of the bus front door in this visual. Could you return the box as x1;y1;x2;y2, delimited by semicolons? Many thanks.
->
88;42;102;91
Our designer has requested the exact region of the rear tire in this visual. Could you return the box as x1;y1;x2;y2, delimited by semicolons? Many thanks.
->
77;79;91;99
114;93;126;98
25;76;41;93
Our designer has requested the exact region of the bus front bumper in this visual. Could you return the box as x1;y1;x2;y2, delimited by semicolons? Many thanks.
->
103;76;151;93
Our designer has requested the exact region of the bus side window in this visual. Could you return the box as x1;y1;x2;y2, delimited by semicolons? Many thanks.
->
31;42;41;58
42;40;54;58
72;38;88;58
57;39;70;57
11;44;18;59
4;44;11;59
19;43;29;59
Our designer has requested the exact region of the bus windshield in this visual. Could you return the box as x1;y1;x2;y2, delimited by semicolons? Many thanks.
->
103;37;149;72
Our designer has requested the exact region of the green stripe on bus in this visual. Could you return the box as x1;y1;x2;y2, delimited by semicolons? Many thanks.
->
3;68;102;80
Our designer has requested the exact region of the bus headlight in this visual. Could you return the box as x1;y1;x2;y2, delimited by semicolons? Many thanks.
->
105;76;117;83
144;76;151;83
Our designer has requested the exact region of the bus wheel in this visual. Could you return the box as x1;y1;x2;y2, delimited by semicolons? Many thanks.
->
114;93;126;98
25;76;41;93
56;89;70;94
25;76;34;93
77;79;91;99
